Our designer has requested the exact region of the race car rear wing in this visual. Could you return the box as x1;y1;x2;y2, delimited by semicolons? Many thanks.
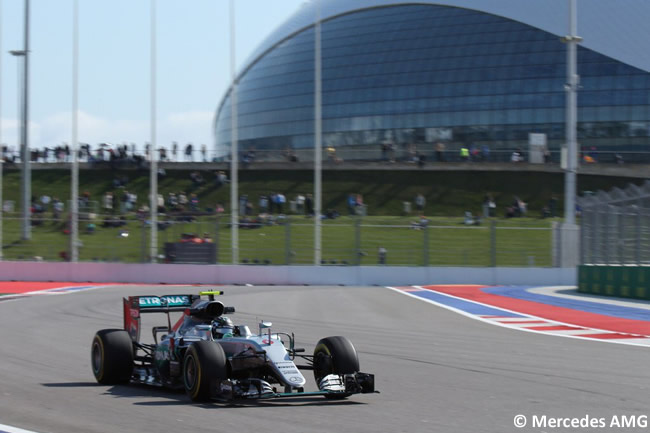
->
123;291;227;342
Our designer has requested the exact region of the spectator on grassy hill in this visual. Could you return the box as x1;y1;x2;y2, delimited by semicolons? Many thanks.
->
305;194;314;216
284;146;298;162
347;194;356;215
549;196;558;217
415;193;426;212
296;193;305;214
103;192;114;214
407;143;418;163
411;215;429;230
157;194;165;213
615;153;624;164
355;194;364;215
460;145;469;161
172;142;178;161
40;194;51;211
178;192;188;210
239;194;248;214
120;190;130;213
435;142;445;162
185;143;193;161
511;196;526;217
52;197;63;221
481;144;490;161
190;194;199;212
470;143;479;161
190;171;204;187
215;171;228;188
417;152;425;168
511;149;522;162
168;192;178;211
276;193;286;214
242;149;255;168
381;142;389;162
324;208;340;219
327;146;342;164
464;211;480;225
201;144;207;162
258;195;269;213
482;194;495;218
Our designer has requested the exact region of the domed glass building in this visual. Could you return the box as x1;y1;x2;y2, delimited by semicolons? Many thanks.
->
214;0;650;162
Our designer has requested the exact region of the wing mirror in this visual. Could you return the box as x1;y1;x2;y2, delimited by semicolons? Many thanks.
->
259;321;272;335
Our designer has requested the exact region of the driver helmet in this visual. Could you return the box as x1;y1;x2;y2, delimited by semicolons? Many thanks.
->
212;316;234;339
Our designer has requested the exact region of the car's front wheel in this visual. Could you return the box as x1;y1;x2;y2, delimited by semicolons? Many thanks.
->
91;329;134;384
183;341;228;402
313;336;360;399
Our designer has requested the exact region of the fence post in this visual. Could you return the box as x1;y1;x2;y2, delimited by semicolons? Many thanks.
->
551;223;556;268
422;223;429;266
635;205;641;265
602;205;610;265
490;219;496;267
355;217;361;266
285;216;291;265
580;207;594;265
617;208;624;264
591;207;599;264
140;219;147;263
215;215;220;264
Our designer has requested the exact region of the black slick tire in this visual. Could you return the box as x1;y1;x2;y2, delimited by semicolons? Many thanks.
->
91;329;134;384
183;341;228;402
313;336;360;399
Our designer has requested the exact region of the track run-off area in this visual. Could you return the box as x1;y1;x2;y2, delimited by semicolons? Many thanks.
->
1;281;650;433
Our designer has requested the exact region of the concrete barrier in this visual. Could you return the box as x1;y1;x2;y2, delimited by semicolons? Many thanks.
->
0;261;577;286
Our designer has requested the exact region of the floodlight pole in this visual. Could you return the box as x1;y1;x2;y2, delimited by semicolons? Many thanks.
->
560;0;582;267
563;0;581;225
229;0;239;264
149;0;158;263
314;0;322;266
18;0;30;240
70;0;79;262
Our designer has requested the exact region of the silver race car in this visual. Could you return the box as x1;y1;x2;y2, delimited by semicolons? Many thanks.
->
91;290;376;402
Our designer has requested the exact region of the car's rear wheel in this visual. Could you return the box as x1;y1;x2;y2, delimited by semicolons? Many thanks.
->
183;341;228;402
91;329;134;384
313;336;360;399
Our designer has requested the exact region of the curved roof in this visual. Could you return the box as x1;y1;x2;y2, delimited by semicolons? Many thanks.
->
243;0;650;75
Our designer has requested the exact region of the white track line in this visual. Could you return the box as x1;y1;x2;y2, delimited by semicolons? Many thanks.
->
0;423;42;433
386;286;650;348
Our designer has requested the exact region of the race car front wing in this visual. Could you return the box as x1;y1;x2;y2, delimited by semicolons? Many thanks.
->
214;372;376;400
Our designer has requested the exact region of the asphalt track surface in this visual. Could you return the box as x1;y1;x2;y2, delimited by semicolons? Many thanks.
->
1;284;649;433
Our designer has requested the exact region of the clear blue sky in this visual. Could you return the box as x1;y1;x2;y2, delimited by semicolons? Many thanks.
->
0;0;308;153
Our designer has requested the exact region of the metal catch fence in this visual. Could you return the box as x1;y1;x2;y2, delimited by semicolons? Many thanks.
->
579;180;650;265
0;213;559;267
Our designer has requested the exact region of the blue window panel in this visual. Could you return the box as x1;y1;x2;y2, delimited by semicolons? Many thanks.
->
216;3;650;151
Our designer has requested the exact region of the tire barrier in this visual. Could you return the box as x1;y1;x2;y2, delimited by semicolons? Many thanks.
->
578;265;650;300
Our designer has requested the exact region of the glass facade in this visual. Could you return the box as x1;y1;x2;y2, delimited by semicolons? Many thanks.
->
215;4;650;160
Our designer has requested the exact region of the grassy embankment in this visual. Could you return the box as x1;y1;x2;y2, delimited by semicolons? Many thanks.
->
0;168;635;265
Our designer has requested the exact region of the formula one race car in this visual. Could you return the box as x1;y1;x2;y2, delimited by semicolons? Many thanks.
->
91;291;375;402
